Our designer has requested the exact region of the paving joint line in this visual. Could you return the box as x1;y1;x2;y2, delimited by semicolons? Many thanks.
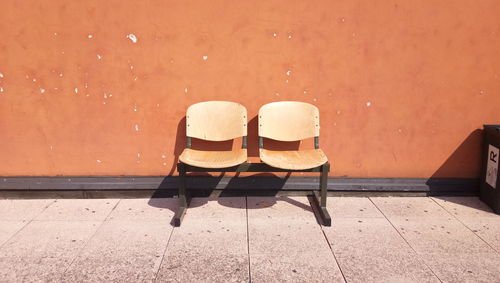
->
0;199;57;250
60;199;122;277
245;196;252;283
152;215;177;282
368;197;443;283
319;226;347;283
308;196;347;283
429;197;499;254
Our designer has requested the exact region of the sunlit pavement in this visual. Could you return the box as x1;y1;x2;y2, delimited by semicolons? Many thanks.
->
0;196;498;282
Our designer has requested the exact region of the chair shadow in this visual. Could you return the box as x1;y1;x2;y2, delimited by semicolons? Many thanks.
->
427;129;492;213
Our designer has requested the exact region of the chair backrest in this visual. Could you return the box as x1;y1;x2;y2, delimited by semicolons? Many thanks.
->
186;101;247;141
259;101;320;141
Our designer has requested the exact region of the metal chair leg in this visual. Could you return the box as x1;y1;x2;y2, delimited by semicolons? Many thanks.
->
173;162;189;227
312;162;331;226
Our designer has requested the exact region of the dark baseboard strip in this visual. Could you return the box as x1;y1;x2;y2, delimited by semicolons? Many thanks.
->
0;176;479;198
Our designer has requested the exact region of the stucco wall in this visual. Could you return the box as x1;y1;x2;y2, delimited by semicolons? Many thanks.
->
0;1;499;177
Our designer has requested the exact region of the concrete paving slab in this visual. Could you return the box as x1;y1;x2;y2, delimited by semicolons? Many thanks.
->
63;220;172;282
35;199;119;221
432;197;500;252
248;221;326;255
323;217;438;283
0;221;27;246
324;218;413;256
327;197;384;218
370;197;451;219
248;197;344;282
432;197;497;218
156;197;249;282
0;220;101;282
166;197;248;255
0;199;54;220
248;197;326;254
454;217;500;252
420;252;500;283
106;198;176;221
247;196;316;221
389;217;494;254
371;197;500;282
186;197;246;219
156;252;249;283
168;218;248;255
251;252;345;283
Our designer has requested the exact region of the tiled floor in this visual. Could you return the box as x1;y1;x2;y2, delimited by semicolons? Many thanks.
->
0;196;498;282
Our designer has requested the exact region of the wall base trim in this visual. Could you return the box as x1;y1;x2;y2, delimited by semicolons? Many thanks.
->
0;176;478;198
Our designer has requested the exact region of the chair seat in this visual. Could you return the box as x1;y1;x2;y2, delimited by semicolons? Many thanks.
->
259;148;328;170
179;148;247;168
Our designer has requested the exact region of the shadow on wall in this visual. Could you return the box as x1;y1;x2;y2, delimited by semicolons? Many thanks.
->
427;129;483;196
428;129;497;214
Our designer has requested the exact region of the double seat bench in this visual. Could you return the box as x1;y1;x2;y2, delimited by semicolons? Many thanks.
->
174;101;331;226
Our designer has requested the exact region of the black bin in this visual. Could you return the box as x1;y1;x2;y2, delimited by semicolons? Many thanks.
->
480;125;500;214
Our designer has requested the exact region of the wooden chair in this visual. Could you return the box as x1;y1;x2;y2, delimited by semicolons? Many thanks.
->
258;101;331;225
174;101;248;226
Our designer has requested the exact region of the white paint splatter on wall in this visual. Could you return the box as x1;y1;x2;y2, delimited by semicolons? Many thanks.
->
96;160;102;163
88;34;93;39
0;87;4;93
74;88;78;94
202;55;208;60
40;88;46;94
126;33;138;43
134;124;140;131
184;88;188;94
97;54;102;60
0;73;4;78
366;101;372;107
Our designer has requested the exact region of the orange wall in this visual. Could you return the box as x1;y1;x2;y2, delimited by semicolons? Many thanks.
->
0;0;499;177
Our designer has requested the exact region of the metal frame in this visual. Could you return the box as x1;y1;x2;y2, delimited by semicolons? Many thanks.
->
174;135;331;227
